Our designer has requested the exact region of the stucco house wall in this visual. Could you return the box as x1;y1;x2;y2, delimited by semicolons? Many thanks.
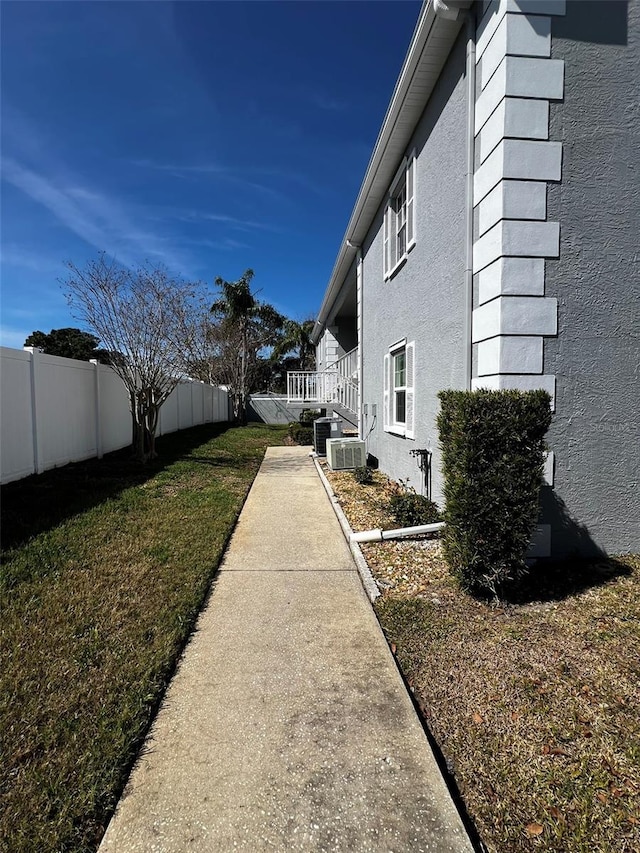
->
541;0;640;555
361;31;469;502
312;0;639;557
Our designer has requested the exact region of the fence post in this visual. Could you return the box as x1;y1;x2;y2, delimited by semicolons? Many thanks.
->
24;347;43;474
90;359;103;459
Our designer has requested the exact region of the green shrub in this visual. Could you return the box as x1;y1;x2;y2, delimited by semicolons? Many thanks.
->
288;422;313;445
437;389;552;597
389;489;441;527
353;466;374;485
299;409;322;425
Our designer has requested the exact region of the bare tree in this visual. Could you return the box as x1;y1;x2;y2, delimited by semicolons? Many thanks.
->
175;294;221;386
64;254;200;461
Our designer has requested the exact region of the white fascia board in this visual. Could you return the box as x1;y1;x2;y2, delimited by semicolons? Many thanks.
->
477;256;545;303
480;13;551;90
478;179;547;236
472;295;558;341
476;56;564;132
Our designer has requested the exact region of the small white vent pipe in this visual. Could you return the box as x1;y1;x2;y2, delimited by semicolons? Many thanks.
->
350;521;445;543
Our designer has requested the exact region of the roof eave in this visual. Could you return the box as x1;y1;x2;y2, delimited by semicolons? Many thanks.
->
312;0;469;344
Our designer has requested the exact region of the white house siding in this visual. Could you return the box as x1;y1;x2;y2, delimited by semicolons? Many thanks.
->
541;0;640;556
360;30;469;503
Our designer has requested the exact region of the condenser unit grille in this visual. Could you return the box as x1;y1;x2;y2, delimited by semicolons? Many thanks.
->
326;438;366;471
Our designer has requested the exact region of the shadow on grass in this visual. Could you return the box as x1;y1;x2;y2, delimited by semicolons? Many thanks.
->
502;554;634;605
1;423;232;551
186;454;236;468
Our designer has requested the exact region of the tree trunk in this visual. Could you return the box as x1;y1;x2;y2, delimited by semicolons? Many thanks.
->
146;401;160;459
239;320;247;425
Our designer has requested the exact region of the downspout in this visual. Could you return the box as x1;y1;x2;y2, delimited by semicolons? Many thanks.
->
463;9;476;389
346;240;363;437
356;249;363;438
433;2;475;389
351;521;445;543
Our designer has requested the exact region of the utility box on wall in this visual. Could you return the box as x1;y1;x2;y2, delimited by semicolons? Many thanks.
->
326;438;366;471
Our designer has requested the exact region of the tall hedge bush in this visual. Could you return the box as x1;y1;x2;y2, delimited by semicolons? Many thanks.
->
437;389;552;596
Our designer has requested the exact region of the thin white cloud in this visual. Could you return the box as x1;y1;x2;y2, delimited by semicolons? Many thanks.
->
129;159;229;178
308;91;349;113
168;209;283;234
130;158;328;202
181;235;252;252
130;158;284;200
2;157;195;275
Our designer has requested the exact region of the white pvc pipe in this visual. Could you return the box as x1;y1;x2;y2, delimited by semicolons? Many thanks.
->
350;521;445;543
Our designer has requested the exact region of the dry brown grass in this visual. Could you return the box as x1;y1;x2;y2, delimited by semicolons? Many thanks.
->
326;467;640;853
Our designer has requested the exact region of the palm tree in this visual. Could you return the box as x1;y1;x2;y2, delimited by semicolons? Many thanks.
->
271;318;316;371
211;270;284;422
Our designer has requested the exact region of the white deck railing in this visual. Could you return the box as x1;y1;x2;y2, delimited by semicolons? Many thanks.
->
287;347;359;415
287;371;339;405
335;346;358;380
287;371;358;414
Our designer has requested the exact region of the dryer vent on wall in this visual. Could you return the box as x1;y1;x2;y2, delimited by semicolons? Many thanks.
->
326;438;366;471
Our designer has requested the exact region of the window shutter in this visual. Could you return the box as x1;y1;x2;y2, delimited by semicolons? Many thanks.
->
407;156;415;247
383;352;391;431
383;206;390;277
389;203;397;272
404;341;415;439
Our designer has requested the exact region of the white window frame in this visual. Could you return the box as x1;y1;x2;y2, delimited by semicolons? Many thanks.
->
383;339;415;439
383;151;416;280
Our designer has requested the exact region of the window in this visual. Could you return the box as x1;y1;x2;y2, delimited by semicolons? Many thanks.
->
383;153;416;279
383;340;415;438
393;350;407;425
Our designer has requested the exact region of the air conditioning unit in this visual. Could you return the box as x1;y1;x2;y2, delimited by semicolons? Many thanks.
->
313;417;342;456
326;438;366;471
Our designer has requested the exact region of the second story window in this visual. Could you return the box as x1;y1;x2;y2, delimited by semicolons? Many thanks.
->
383;153;415;279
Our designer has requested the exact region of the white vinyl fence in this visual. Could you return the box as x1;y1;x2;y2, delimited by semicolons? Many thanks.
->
0;347;230;484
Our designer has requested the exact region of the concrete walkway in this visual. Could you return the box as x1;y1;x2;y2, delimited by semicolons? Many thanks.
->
99;446;473;853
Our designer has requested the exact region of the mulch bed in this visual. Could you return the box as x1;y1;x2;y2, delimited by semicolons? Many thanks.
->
323;463;640;853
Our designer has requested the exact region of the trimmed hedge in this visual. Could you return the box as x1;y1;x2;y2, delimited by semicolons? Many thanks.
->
437;389;552;596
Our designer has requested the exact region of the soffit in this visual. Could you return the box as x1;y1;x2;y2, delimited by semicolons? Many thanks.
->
313;2;467;341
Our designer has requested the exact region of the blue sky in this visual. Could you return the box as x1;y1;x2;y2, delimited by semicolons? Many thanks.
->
1;0;421;349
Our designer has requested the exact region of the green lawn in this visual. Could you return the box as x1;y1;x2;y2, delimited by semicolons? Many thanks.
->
0;423;286;853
